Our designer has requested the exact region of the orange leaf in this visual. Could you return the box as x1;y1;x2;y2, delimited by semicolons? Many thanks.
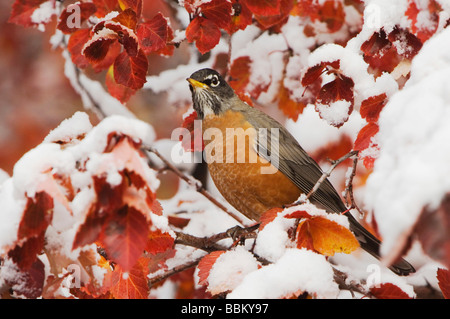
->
370;283;412;299
296;216;359;256
107;257;150;299
197;251;226;286
137;13;170;54
284;210;312;220
105;65;136;103
277;84;306;121
437;268;450;299
146;228;174;255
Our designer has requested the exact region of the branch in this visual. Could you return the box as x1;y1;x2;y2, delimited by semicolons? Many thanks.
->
343;155;365;217
144;146;246;225
287;150;359;208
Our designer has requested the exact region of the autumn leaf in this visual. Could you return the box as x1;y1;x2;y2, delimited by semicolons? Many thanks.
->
8;233;45;270
105;65;136;103
118;0;142;19
99;206;150;271
277;84;306;121
5;259;45;299
259;207;283;230
113;49;148;89
146;228;175;255
180;110;204;152
57;2;97;34
230;0;253;33
200;0;232;33
112;8;138;30
18;191;53;240
186;16;221;54
354;122;379;152
296;216;359;256
316;74;354;106
137;13;170;54
437;268;450;299
229;56;252;95
68;28;92;69
197;251;226;286
370;283;412;299
9;0;48;27
360;93;387;122
107;257;150;299
245;0;280;16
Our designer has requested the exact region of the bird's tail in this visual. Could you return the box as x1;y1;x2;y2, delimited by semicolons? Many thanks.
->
345;213;415;276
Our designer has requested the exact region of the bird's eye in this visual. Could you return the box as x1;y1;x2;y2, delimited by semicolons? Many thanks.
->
210;76;219;87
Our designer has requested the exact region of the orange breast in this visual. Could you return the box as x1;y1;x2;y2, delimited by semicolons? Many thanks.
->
202;110;301;221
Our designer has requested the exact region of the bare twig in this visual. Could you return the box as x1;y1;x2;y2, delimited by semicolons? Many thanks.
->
148;257;203;288
343;155;365;218
144;146;246;225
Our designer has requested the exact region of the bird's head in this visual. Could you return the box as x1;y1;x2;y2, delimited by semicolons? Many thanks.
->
187;68;235;119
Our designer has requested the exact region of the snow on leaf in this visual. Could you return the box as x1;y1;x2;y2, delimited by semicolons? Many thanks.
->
197;250;226;286
9;0;48;28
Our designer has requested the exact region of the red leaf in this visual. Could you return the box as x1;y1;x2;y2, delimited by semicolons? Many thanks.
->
146;228;174;255
354;122;379;152
5;259;45;299
317;0;345;33
137;13;170;54
8;233;45;270
201;0;232;33
245;0;280;16
118;0;142;18
277;83;306;121
103;21;139;57
113;49;148;89
253;0;293;30
18;192;53;240
197;251;226;286
302;64;327;87
99;206;150;271
180;110;204;152
83;37;117;63
112;8;138;30
230;0;253;33
387;27;422;60
229;56;252;95
360;93;387;122
370;283;412;299
93;0;120;18
284;210;312;220
8;0;48;27
57;2;97;34
316;74;354;105
105;65;136;103
437;268;450;299
185;16;221;55
91;40;122;72
68;28;92;69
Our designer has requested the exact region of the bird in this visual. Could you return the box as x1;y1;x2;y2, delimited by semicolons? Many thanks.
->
186;68;415;276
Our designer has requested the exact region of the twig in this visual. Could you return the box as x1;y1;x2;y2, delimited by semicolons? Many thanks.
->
148;257;203;288
286;150;359;208
144;146;246;225
343;155;365;218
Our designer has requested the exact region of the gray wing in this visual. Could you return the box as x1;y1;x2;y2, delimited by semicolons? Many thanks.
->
241;105;347;214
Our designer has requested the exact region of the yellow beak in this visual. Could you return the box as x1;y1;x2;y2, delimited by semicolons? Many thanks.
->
187;78;208;89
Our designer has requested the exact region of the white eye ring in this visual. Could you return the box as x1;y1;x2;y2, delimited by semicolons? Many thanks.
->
209;74;220;87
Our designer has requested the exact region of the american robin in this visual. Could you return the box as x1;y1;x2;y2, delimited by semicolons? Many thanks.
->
187;68;415;276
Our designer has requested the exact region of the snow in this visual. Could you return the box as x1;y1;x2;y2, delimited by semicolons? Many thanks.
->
364;27;450;264
228;249;339;299
31;1;61;32
206;246;260;295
